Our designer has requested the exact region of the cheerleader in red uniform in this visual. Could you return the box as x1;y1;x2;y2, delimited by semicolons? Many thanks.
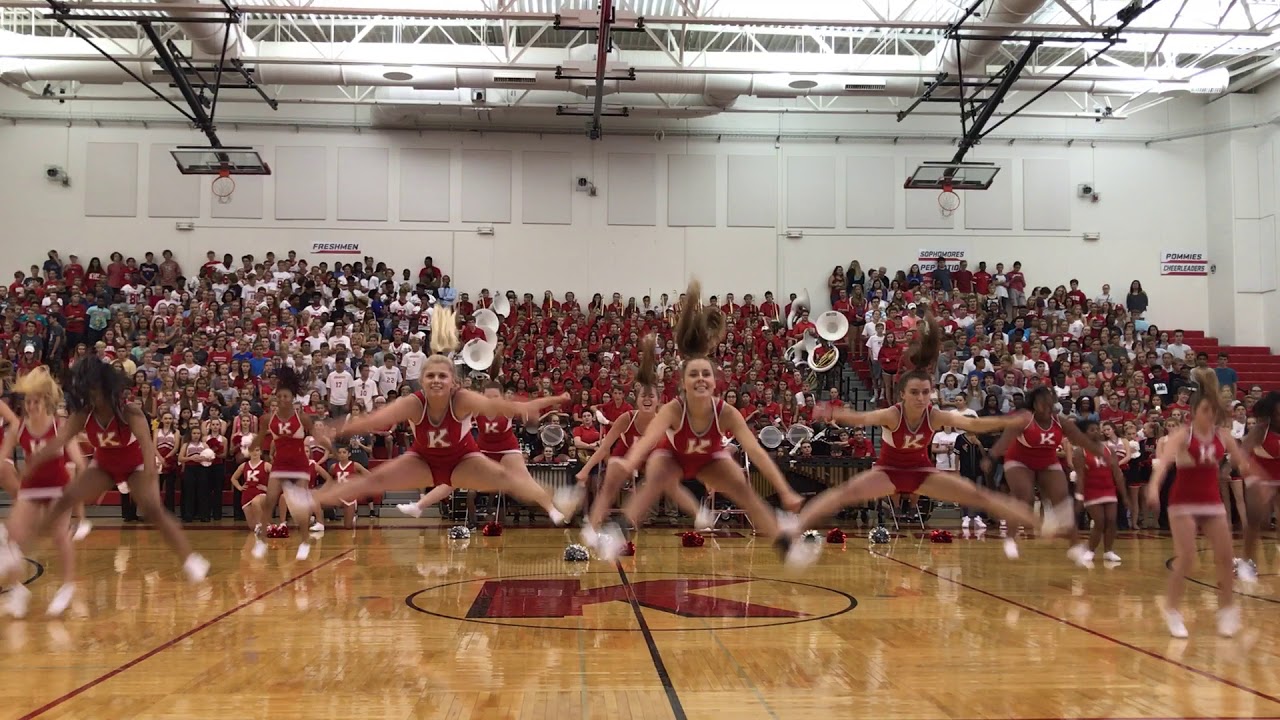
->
0;369;85;617
774;313;1047;565
250;367;327;560
573;336;709;544
600;281;804;560
1238;391;1280;582
1147;369;1253;638
990;386;1103;564
230;445;271;556
0;382;21;499
11;358;207;583
1071;419;1129;565
287;309;572;531
329;446;367;529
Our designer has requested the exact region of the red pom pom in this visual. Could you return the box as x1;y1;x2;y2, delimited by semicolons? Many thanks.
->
621;541;636;556
481;521;503;537
826;527;846;544
929;529;953;544
681;531;704;548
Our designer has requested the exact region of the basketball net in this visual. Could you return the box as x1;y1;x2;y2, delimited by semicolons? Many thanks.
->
938;180;960;217
211;168;235;204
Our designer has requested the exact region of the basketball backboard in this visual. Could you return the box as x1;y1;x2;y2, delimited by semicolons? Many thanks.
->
904;161;999;190
170;146;271;175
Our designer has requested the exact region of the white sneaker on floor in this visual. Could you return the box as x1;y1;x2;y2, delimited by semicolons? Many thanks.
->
396;503;424;519
251;540;268;559
1102;551;1122;563
183;554;210;582
72;521;92;542
595;524;625;561
1235;558;1259;584
296;542;311;561
1067;544;1093;568
1161;603;1189;638
1217;604;1242;637
695;507;718;531
1003;537;1019;560
581;524;599;548
973;517;987;530
549;508;567;527
775;511;798;536
6;584;31;619
309;522;325;534
46;583;75;617
252;523;263;535
961;516;971;529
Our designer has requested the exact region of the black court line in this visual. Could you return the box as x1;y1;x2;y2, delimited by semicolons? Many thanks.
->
615;562;687;720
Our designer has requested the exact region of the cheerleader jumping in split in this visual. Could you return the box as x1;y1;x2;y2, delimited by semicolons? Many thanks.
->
1237;391;1280;583
594;281;804;560
285;308;573;534
0;369;85;617
1148;369;1253;638
10;359;207;583
1072;419;1130;565
574;336;712;546
774;314;1051;566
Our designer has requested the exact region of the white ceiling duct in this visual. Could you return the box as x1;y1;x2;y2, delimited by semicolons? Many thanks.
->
937;0;1052;82
166;0;254;60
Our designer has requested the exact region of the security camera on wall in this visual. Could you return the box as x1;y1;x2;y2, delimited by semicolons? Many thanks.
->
44;165;70;187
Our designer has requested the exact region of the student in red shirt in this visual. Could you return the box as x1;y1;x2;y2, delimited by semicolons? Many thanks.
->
973;262;992;296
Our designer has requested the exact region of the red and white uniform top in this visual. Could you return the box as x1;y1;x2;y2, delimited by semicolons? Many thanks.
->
1005;415;1065;471
1251;427;1280;481
18;420;69;497
1169;430;1226;510
156;428;178;473
611;411;641;458
475;414;520;454
409;391;480;462
268;409;309;477
85;413;144;476
658;399;731;479
878;405;935;471
242;459;268;493
1080;448;1117;504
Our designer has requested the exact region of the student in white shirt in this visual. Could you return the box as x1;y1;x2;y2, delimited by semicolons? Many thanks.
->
326;366;354;417
352;365;379;412
932;427;960;472
401;338;427;389
375;356;402;396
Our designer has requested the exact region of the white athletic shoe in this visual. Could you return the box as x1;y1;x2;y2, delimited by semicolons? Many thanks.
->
1003;537;1020;560
251;540;268;559
46;583;75;617
973;517;987;530
396;503;424;519
1040;503;1075;538
553;485;586;519
548;508;567;527
775;511;799;536
783;538;822;569
695;507;718;531
961;516;971;529
1102;551;1122;563
595;524;625;561
72;521;92;542
6;584;31;619
1161;603;1189;639
1235;558;1259;584
581;524;599;548
252;523;263;536
183;554;210;583
1067;544;1093;568
309;522;325;534
296;542;311;561
1217;604;1242;637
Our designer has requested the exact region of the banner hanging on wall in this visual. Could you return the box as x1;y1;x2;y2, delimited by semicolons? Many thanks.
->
1159;251;1208;276
917;250;966;273
309;241;362;256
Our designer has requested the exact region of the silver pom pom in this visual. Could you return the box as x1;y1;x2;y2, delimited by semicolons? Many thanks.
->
802;529;822;543
869;526;890;544
448;525;471;540
563;543;590;562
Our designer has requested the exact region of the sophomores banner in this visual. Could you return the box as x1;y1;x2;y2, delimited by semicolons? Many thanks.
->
1160;251;1208;276
917;249;965;273
310;241;362;256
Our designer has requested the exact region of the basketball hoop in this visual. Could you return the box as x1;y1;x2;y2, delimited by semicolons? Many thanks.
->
211;168;236;204
938;181;960;217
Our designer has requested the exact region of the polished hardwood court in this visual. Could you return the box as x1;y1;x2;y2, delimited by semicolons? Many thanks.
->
2;519;1279;720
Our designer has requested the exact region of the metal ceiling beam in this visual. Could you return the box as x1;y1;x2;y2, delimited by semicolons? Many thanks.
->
0;2;1266;37
589;0;613;140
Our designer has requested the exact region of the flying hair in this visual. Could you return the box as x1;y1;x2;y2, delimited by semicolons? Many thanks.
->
674;279;725;360
13;366;63;410
65;357;129;423
904;308;942;374
431;307;460;355
1190;367;1227;423
636;334;659;387
1252;390;1280;423
275;365;306;397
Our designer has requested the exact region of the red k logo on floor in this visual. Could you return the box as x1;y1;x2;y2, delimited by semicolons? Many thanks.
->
406;572;855;632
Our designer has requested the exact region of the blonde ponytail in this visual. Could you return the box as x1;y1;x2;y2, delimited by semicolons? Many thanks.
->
430;307;459;355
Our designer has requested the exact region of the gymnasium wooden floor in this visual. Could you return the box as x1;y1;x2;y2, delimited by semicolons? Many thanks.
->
1;519;1279;720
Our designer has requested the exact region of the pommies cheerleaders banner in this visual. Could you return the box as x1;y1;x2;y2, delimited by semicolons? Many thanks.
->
1160;251;1208;276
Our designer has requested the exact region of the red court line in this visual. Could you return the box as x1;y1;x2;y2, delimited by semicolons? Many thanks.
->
18;549;354;720
876;552;1280;709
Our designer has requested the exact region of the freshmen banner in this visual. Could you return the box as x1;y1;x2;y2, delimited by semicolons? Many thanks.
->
917;250;966;273
310;241;362;256
1159;251;1208;276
